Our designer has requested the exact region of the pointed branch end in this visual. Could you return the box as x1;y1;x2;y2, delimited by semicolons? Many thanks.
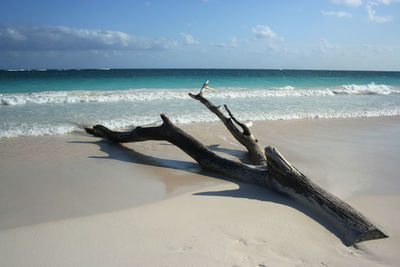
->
160;114;173;126
223;104;229;112
84;127;100;137
199;80;214;96
85;124;111;138
353;229;388;245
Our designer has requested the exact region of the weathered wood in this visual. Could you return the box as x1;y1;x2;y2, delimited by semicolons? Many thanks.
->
264;146;388;245
189;89;266;165
85;114;387;246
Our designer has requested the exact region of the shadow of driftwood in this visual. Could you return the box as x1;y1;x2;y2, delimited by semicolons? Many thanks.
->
70;140;198;171
193;182;345;244
69;140;227;181
77;137;347;245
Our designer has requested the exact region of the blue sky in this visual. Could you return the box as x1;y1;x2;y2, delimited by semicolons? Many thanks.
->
0;0;399;70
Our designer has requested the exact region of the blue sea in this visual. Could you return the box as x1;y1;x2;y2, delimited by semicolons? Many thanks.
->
1;69;400;138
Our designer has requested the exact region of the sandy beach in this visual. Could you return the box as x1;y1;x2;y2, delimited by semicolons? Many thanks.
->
1;117;399;266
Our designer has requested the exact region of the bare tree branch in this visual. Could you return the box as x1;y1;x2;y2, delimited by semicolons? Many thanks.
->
189;83;266;165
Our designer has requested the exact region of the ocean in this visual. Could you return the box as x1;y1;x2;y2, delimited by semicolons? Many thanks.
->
1;69;400;138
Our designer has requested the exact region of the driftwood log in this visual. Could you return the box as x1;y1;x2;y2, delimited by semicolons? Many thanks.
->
85;82;387;246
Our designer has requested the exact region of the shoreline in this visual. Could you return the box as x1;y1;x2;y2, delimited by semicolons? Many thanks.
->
2;114;400;139
1;116;399;225
1;116;400;266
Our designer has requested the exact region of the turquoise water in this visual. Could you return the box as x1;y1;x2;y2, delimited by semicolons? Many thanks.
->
1;69;400;137
1;69;400;93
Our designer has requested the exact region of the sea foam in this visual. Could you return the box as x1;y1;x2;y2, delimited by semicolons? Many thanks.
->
1;83;399;106
1;108;399;138
0;124;76;138
334;83;394;95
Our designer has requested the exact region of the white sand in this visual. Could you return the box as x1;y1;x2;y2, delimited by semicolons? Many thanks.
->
0;117;399;266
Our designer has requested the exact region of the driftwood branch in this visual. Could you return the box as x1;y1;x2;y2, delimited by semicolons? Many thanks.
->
84;81;388;246
199;80;214;96
189;88;266;165
224;104;251;136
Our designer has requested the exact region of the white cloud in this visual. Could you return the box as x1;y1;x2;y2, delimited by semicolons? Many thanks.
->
210;37;238;48
252;25;279;39
0;25;178;51
366;4;392;22
329;0;363;6
4;28;27;41
322;10;352;17
180;33;199;45
377;0;400;4
251;25;283;54
145;1;151;6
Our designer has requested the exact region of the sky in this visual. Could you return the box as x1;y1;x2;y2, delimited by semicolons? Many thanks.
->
0;0;399;70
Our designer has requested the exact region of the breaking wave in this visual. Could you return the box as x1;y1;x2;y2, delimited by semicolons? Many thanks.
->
1;83;399;106
1;108;399;138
